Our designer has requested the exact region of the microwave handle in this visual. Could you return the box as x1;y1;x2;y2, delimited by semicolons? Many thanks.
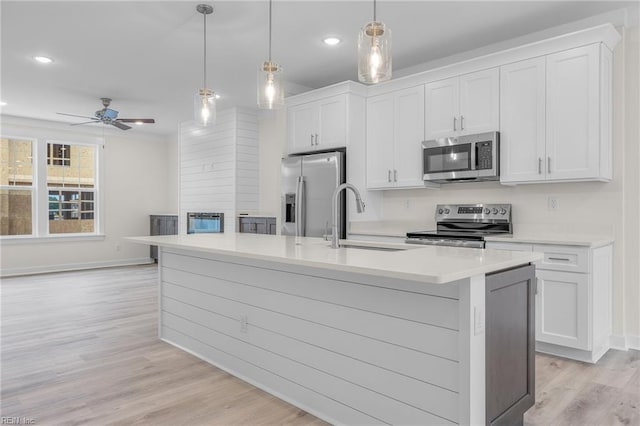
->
470;143;477;171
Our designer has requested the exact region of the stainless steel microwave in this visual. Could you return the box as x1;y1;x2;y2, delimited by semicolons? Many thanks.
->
422;131;499;183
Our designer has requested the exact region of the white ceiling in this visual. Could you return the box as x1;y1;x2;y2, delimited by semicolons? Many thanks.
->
1;1;637;136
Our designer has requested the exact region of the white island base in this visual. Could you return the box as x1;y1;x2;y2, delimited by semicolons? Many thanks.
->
130;234;541;425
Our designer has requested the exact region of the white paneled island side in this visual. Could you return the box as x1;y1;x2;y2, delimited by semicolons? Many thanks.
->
129;233;542;425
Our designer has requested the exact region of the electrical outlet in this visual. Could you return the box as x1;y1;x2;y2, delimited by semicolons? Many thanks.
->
548;196;559;211
474;304;485;336
404;199;411;209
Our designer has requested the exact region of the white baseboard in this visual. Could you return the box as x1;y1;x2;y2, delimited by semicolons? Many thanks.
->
627;335;640;351
0;257;154;278
610;334;629;351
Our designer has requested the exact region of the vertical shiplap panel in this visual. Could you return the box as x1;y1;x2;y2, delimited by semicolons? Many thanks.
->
235;108;259;214
180;110;237;233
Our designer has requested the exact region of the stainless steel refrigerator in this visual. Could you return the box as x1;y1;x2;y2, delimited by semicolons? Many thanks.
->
281;151;345;238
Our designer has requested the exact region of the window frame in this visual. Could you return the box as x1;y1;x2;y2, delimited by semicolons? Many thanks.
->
0;135;37;237
0;133;104;241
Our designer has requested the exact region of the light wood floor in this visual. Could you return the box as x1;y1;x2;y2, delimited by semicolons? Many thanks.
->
1;265;638;425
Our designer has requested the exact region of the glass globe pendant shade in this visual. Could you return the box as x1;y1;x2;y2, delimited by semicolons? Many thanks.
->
194;88;216;126
258;61;284;109
357;21;392;84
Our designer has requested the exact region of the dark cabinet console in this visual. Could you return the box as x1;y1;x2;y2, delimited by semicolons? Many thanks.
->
486;264;536;425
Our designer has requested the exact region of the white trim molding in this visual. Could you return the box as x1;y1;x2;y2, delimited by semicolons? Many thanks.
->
627;335;640;351
0;257;153;278
610;334;629;351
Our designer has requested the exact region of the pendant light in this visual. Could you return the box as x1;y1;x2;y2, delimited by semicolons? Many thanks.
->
194;4;216;126
257;0;284;109
357;0;392;84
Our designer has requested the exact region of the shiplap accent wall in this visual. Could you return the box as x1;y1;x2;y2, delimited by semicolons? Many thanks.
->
179;108;258;234
159;247;465;425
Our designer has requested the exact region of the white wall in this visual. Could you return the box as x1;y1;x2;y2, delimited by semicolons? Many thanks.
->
0;116;177;275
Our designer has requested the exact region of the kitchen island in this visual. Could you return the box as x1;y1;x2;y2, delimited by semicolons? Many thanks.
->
129;233;542;425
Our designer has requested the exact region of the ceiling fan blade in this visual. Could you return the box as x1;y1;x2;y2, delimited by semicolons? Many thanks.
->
57;112;97;120
116;118;155;123
111;121;132;131
70;120;100;126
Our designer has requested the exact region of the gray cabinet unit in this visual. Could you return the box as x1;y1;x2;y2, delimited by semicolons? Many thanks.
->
485;264;536;426
238;216;276;235
150;215;178;261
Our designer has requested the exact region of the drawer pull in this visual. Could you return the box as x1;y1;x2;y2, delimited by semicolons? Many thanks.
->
548;257;571;261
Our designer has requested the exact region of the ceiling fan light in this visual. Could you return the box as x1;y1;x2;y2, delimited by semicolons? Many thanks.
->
258;61;284;110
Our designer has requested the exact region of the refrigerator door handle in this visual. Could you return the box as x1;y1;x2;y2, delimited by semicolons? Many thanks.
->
299;176;306;236
295;177;301;236
295;176;305;236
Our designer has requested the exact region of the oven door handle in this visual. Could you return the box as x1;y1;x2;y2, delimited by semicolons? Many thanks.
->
405;238;485;249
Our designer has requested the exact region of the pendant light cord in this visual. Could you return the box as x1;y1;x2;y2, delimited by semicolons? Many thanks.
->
203;10;207;89
373;0;376;21
268;0;272;62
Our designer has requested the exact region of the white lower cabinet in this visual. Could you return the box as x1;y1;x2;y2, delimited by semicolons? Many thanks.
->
486;241;612;363
535;269;589;350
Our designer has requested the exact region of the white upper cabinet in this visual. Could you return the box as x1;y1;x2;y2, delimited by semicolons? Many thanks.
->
546;44;603;181
288;94;347;154
424;68;499;140
500;57;546;183
366;86;426;190
366;95;395;189
424;78;458;139
500;43;612;184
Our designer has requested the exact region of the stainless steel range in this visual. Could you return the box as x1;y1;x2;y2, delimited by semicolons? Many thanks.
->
406;203;512;248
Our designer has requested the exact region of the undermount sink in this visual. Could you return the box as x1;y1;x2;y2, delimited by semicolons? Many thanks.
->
338;243;411;252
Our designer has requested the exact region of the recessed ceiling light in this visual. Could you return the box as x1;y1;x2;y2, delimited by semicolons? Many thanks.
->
0;101;7;106
323;37;341;46
33;56;54;64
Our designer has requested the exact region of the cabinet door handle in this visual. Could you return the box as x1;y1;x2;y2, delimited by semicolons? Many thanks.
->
315;133;319;145
388;170;392;183
394;169;397;182
310;134;314;146
548;257;571;262
538;158;542;174
453;116;457;131
460;115;464;130
548;157;551;174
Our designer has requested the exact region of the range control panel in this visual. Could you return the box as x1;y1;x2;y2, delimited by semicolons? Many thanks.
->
435;204;512;221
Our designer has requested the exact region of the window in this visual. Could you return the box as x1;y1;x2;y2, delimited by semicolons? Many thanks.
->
0;138;34;235
47;143;71;166
47;143;97;234
0;136;101;238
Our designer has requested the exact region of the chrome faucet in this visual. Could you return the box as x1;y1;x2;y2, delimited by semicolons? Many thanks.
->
331;183;365;249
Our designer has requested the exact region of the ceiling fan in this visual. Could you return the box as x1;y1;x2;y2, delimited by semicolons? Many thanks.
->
57;98;155;130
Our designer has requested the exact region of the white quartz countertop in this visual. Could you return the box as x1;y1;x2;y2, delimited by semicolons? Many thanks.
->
128;233;542;284
485;232;614;248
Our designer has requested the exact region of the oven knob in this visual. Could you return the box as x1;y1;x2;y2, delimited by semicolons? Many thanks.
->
492;208;499;215
484;208;490;214
438;208;444;214
500;208;507;215
444;208;450;214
